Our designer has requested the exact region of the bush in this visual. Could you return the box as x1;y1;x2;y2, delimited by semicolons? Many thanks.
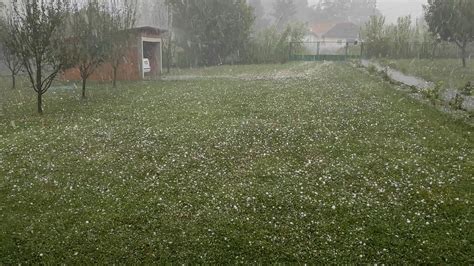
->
409;85;418;93
241;22;306;64
379;69;391;82
422;81;443;104
460;81;473;96
367;64;378;74
450;93;464;110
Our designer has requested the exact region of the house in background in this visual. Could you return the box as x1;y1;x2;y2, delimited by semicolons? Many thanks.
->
303;22;335;42
304;22;360;55
322;22;360;43
63;26;165;82
309;22;338;41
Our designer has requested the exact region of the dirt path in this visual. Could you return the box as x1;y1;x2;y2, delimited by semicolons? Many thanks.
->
360;59;433;89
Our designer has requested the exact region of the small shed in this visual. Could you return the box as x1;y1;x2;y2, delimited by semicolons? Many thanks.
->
63;26;166;82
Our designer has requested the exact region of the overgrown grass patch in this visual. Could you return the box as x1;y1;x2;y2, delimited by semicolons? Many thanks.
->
0;63;472;263
378;58;474;89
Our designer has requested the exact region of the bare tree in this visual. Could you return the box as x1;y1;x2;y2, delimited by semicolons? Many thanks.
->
70;0;115;99
108;0;136;88
271;0;296;29
8;0;72;114
163;1;173;73
0;18;22;89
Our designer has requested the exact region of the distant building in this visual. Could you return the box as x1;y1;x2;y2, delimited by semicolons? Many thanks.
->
304;22;360;54
63;26;166;82
306;22;338;42
322;22;360;43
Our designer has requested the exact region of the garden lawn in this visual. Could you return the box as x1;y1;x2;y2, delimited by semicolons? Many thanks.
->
0;62;472;264
378;58;474;89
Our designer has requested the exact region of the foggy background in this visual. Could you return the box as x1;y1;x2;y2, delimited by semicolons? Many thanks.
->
371;0;427;23
0;0;428;28
134;0;428;29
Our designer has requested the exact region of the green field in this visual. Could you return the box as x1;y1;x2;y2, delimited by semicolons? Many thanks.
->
378;58;474;89
1;62;473;263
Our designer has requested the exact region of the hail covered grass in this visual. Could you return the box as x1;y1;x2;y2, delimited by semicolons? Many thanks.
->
0;62;472;263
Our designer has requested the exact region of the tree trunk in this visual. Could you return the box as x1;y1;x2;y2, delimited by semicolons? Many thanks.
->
461;47;467;68
167;48;171;74
457;42;468;68
82;78;87;99
11;73;16;90
36;62;43;114
112;66;117;88
166;38;172;74
37;92;43;114
431;43;437;60
36;65;43;114
167;5;172;74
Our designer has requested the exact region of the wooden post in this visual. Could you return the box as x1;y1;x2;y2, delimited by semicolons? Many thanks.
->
345;42;349;60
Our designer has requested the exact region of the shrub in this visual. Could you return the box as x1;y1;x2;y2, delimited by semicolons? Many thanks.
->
241;22;306;64
460;81;473;96
367;64;378;74
450;93;464;110
422;81;443;104
387;61;398;69
379;69;391;82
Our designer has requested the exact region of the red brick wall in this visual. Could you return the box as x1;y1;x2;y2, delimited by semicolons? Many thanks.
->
62;47;141;82
62;29;162;82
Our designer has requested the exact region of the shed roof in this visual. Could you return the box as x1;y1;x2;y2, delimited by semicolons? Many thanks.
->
130;26;167;36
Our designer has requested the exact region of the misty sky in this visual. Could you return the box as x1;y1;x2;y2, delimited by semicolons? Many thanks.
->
376;0;427;22
308;0;428;23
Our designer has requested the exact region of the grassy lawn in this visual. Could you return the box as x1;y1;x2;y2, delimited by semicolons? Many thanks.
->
0;62;472;263
164;62;313;79
378;58;474;89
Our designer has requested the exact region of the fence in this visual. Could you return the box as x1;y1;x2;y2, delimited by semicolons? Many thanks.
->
289;41;362;61
360;41;474;60
289;41;474;62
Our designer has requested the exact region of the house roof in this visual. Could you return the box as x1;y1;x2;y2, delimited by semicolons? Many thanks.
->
322;22;360;40
130;26;167;35
311;22;337;37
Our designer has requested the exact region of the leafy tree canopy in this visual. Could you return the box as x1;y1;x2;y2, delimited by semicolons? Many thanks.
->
424;0;474;66
168;0;254;66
